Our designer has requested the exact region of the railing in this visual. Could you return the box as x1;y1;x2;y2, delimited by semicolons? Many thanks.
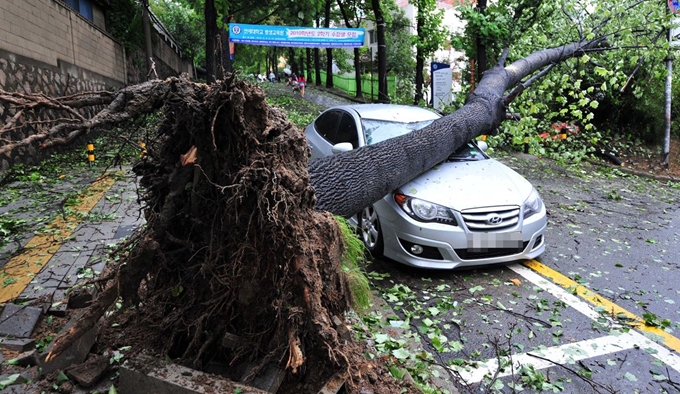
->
317;71;396;101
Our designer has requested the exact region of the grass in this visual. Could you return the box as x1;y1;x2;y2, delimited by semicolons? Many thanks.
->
336;216;372;313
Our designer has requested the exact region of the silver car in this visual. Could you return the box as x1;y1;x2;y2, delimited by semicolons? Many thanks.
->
305;104;547;269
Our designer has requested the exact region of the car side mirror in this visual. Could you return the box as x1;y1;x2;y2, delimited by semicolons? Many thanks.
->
477;140;489;152
332;142;354;155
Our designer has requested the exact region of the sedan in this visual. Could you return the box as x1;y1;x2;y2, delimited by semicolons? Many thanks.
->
305;104;547;269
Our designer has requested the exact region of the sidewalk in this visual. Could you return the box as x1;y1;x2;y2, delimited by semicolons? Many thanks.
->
0;166;143;350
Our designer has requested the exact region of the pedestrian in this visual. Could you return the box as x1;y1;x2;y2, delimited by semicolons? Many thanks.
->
269;71;275;83
298;74;306;98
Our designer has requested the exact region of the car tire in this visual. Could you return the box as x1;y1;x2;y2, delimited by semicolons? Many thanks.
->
359;205;384;257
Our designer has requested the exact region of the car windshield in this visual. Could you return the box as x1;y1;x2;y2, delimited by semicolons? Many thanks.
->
362;119;436;145
447;141;487;161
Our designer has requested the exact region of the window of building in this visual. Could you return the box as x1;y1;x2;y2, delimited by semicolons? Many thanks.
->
64;0;94;22
368;29;377;44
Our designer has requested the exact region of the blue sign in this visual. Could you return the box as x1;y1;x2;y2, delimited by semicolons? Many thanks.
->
671;0;680;13
229;23;365;48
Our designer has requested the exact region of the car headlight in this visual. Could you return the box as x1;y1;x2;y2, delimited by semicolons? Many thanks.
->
394;194;458;225
523;188;544;219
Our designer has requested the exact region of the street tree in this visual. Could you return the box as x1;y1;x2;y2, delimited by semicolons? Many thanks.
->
370;0;389;102
412;0;448;105
450;1;671;163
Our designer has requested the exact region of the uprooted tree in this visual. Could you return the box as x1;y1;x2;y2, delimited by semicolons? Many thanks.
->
0;37;628;392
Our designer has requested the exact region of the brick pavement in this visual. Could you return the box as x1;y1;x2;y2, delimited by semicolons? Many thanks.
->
0;167;144;329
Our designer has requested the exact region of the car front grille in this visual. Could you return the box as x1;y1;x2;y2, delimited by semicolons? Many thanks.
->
455;241;530;260
460;206;520;231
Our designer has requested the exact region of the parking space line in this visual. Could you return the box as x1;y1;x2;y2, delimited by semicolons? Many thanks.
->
0;173;118;303
520;260;680;354
454;331;640;383
510;261;680;374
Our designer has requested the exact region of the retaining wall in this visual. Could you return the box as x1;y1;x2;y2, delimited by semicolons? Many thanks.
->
0;0;192;170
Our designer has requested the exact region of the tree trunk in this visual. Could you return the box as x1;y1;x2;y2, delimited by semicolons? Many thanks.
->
314;11;322;86
324;0;334;88
476;0;488;81
204;0;218;83
414;12;425;105
220;5;233;74
310;39;605;217
336;0;364;99
306;48;312;83
0;41;604;204
314;47;321;86
371;0;389;103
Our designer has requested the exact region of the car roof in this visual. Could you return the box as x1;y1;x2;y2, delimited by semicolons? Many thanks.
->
330;104;441;122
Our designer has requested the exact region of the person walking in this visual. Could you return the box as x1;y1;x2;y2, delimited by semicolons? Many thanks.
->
298;74;306;98
269;71;275;83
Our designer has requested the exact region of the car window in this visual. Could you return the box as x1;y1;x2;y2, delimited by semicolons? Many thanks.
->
314;110;342;142
334;113;359;148
362;119;436;145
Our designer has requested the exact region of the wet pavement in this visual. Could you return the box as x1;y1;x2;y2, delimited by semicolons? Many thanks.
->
0;168;143;305
0;84;678;393
367;154;680;393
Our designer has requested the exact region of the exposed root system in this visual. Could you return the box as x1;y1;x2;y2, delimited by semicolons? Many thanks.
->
46;76;417;393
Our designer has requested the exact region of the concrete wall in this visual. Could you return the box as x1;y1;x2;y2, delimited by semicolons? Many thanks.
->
0;0;126;85
0;0;194;170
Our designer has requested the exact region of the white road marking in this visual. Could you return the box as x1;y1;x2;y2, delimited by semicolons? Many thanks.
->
453;331;638;383
449;263;680;383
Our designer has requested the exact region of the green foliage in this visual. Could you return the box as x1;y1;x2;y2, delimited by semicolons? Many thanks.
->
411;0;448;56
451;0;672;162
0;215;27;248
336;217;371;313
150;0;205;63
385;11;417;104
107;0;145;54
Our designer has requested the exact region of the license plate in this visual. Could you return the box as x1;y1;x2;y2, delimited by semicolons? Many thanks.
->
467;232;523;251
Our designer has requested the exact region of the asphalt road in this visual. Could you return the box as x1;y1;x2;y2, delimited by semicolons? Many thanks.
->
297;84;680;393
367;153;680;393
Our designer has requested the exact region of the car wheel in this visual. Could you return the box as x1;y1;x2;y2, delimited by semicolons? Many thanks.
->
359;205;384;257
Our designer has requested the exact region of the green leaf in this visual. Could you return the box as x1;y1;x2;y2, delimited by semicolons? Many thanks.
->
389;365;406;379
374;333;390;344
428;307;441;316
392;347;410;360
623;372;637;381
0;374;22;390
469;285;484;294
57;371;69;382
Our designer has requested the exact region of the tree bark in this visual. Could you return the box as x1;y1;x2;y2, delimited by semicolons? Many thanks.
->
371;0;389;103
414;12;425;105
310;39;605;217
324;0;334;89
0;40;605;217
204;0;218;83
337;0;364;99
476;0;488;81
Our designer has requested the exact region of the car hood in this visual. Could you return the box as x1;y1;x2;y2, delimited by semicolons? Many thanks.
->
398;159;533;211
